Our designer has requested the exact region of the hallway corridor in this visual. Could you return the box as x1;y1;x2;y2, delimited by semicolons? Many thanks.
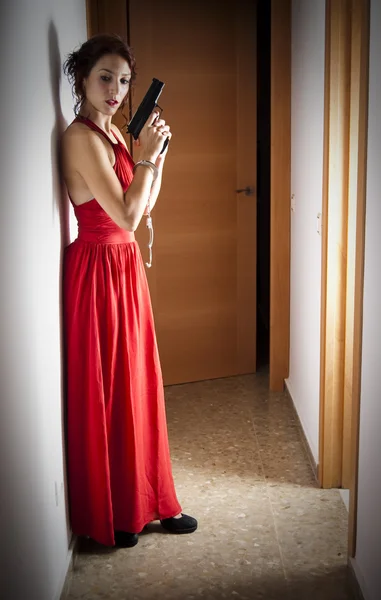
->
62;372;352;600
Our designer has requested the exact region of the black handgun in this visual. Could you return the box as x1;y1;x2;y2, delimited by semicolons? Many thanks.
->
127;78;169;154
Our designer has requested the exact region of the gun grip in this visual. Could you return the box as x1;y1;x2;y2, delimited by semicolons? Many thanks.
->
161;136;169;154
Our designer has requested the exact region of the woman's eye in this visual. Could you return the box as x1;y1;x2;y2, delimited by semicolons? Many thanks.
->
121;79;130;85
101;75;110;82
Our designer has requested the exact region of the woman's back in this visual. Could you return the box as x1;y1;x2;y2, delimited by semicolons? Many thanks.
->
61;118;130;207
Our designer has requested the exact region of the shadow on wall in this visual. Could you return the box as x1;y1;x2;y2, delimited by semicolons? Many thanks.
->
49;20;70;247
48;20;72;543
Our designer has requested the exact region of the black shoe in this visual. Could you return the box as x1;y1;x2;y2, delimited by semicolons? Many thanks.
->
160;513;198;534
114;531;139;547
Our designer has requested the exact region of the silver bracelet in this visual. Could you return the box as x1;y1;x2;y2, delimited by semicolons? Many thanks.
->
132;160;157;268
133;160;158;182
145;210;154;269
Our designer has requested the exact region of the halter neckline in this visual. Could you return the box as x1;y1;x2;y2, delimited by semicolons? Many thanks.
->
75;115;124;146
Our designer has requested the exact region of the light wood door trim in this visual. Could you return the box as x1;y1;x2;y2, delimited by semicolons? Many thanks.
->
319;0;351;488
318;1;331;487
343;0;370;488
348;0;370;558
270;0;291;391
319;0;370;505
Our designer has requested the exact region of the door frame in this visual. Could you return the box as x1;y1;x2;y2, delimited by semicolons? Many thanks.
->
318;0;370;558
269;0;291;392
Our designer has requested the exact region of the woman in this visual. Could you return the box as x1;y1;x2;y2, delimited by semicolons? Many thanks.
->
61;33;197;548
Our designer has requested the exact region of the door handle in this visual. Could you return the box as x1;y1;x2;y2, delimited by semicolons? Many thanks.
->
235;186;255;196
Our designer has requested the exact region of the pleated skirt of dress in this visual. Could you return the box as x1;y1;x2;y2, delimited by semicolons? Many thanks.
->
63;238;181;547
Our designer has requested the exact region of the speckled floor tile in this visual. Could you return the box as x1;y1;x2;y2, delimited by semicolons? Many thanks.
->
63;372;352;600
268;486;348;579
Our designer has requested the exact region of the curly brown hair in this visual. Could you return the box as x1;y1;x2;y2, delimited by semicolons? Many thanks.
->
63;33;137;115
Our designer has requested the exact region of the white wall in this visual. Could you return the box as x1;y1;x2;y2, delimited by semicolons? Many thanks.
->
0;1;86;599
287;0;326;462
350;1;381;599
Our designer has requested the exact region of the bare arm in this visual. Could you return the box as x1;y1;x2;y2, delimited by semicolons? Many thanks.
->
145;156;164;213
135;131;172;215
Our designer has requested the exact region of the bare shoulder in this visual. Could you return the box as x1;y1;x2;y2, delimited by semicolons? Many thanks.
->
61;121;109;165
62;121;97;149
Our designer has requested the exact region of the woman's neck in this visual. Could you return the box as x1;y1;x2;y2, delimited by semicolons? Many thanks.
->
79;103;113;133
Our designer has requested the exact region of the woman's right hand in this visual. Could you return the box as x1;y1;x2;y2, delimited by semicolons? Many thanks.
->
135;109;171;162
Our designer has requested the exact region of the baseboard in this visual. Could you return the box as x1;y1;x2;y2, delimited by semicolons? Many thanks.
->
58;534;79;600
348;557;372;600
284;381;319;483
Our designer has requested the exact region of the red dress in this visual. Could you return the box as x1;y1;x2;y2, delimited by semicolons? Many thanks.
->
63;117;181;547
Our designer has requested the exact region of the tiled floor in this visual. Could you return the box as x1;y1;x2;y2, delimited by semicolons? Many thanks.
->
62;370;353;600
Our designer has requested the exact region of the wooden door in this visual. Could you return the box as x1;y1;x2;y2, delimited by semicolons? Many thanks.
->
128;0;257;385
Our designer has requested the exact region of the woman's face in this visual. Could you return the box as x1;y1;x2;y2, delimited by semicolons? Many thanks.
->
83;53;131;115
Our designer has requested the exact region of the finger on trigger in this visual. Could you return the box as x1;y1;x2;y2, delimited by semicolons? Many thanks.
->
150;110;160;125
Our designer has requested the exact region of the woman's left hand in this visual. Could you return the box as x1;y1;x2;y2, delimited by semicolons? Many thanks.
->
133;122;171;168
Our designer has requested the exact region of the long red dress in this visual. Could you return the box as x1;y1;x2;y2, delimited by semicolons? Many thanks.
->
63;117;181;547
